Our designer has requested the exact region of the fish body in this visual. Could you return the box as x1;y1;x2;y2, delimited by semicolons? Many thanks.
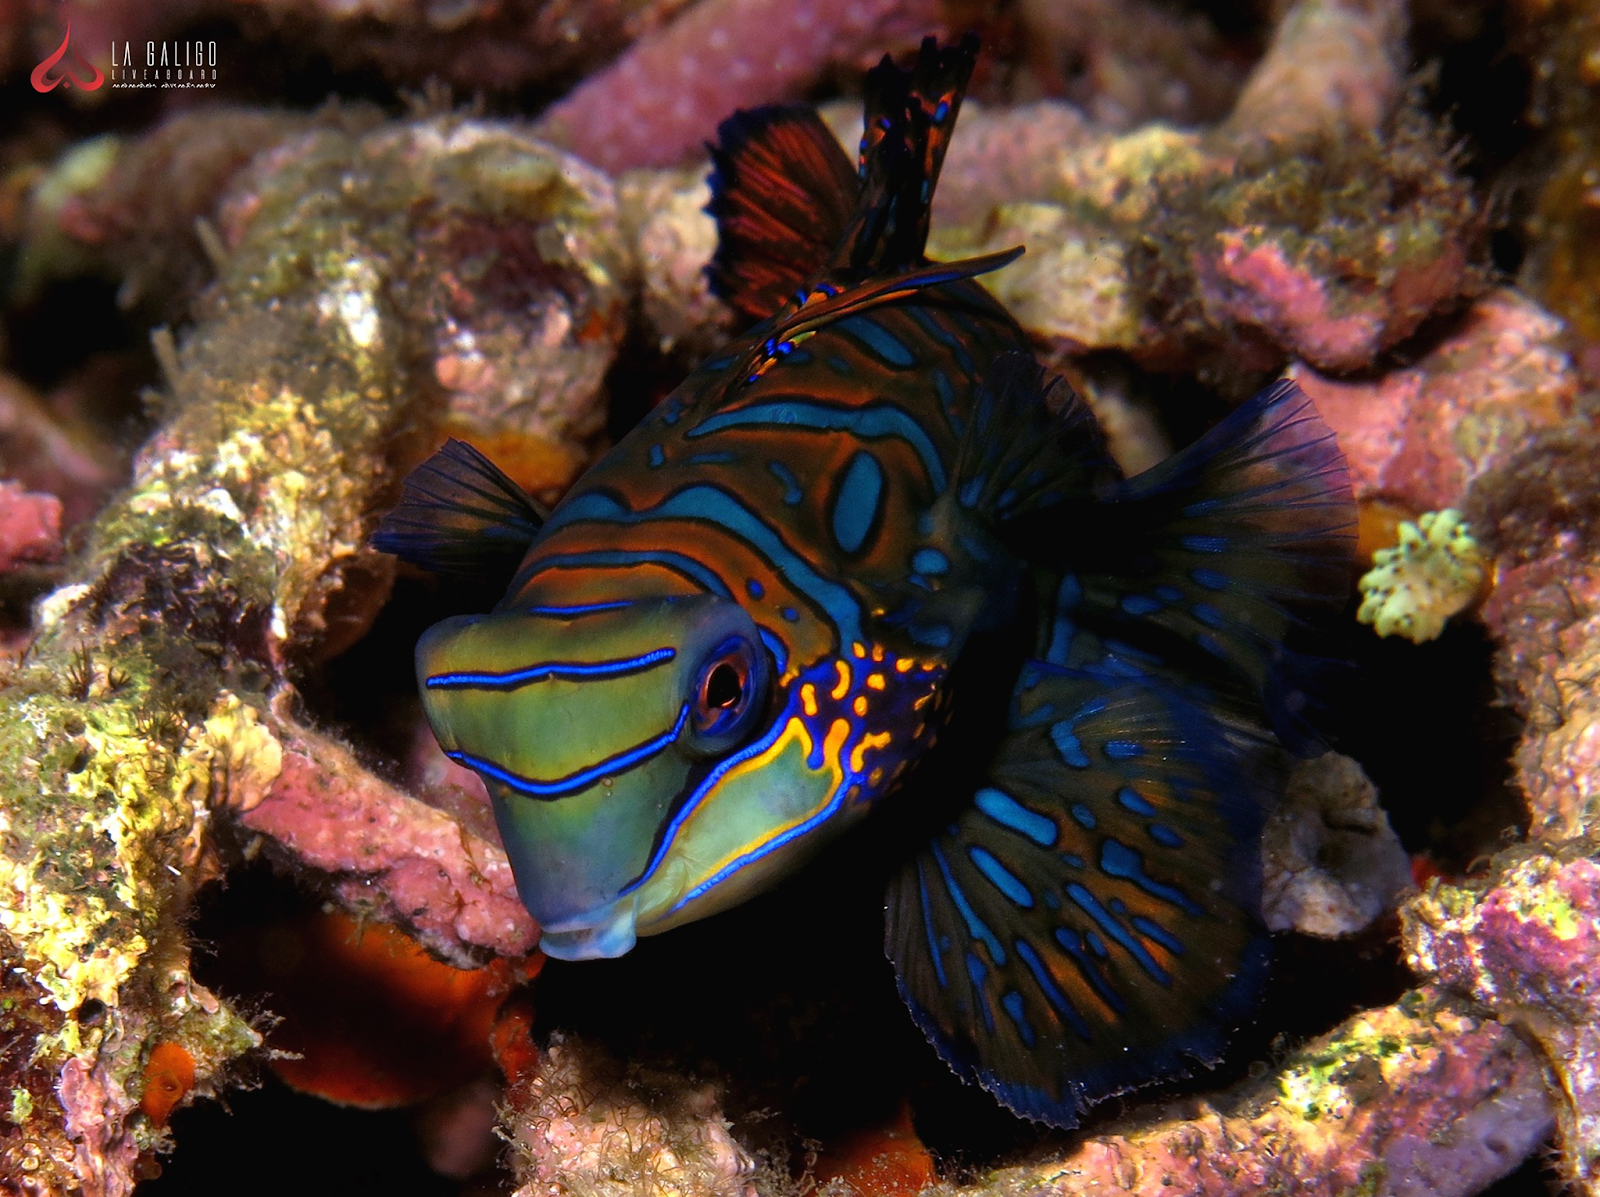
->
376;37;1355;1127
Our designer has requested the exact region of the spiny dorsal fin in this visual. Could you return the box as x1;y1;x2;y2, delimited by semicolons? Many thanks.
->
706;106;860;324
371;438;545;581
843;34;980;275
950;351;1119;521
704;36;985;327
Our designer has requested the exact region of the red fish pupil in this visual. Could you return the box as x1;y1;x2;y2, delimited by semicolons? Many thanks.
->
703;661;744;710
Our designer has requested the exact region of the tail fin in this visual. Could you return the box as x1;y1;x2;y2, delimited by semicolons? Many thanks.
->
842;34;980;275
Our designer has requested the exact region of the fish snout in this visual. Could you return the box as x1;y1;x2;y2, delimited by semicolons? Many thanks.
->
535;890;640;960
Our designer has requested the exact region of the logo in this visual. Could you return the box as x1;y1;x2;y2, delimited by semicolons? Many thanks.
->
110;40;221;89
31;22;104;93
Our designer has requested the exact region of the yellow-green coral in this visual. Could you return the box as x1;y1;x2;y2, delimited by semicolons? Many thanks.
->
1356;509;1487;643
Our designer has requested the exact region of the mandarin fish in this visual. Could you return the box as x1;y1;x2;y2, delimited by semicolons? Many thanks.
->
373;35;1356;1127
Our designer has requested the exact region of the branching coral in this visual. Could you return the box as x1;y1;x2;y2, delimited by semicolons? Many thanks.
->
534;0;941;172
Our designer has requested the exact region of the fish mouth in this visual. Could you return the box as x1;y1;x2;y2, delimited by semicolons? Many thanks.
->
536;891;639;961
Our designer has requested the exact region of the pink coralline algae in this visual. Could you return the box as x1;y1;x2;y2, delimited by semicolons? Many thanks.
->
55;1054;139;1197
1294;288;1579;514
934;989;1549;1197
1140;104;1481;379
535;0;942;172
1406;856;1600;1191
1193;227;1469;374
239;717;537;965
0;479;62;571
0;372;125;530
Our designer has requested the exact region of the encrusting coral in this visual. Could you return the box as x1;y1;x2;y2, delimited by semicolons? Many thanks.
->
533;0;941;172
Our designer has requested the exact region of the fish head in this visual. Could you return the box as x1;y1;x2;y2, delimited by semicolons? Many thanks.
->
416;594;774;961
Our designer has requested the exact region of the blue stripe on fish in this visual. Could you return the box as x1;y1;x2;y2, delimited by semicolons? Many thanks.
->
690;400;948;491
1001;990;1036;1047
1014;937;1092;1040
452;704;690;800
1065;881;1172;986
975;787;1057;847
968;844;1034;908
837;313;915;366
426;647;675;689
1099;839;1200;914
918;863;949;988
522;550;733;598
542;486;865;645
524;600;636;617
767;460;804;504
931;842;1007;965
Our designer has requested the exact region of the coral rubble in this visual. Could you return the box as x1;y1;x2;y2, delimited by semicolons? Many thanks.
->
1262;753;1413;938
506;1034;757;1197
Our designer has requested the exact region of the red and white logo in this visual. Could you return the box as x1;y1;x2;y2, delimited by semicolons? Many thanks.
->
31;21;104;93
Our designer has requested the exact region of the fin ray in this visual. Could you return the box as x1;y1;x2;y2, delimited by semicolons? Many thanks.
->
1047;380;1356;751
844;34;980;274
372;439;545;581
707;106;860;324
950;351;1119;521
887;668;1271;1126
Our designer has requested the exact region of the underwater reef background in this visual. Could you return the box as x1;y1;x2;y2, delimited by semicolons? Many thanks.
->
0;0;1598;1193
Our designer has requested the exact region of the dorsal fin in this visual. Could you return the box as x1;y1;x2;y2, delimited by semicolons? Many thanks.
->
842;34;980;275
706;106;860;324
704;35;985;326
371;439;545;581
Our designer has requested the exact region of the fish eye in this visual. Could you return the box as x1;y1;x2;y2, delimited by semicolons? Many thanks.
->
688;636;767;750
703;661;745;711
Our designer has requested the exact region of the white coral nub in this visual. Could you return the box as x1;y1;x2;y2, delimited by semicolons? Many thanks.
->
1357;509;1487;643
